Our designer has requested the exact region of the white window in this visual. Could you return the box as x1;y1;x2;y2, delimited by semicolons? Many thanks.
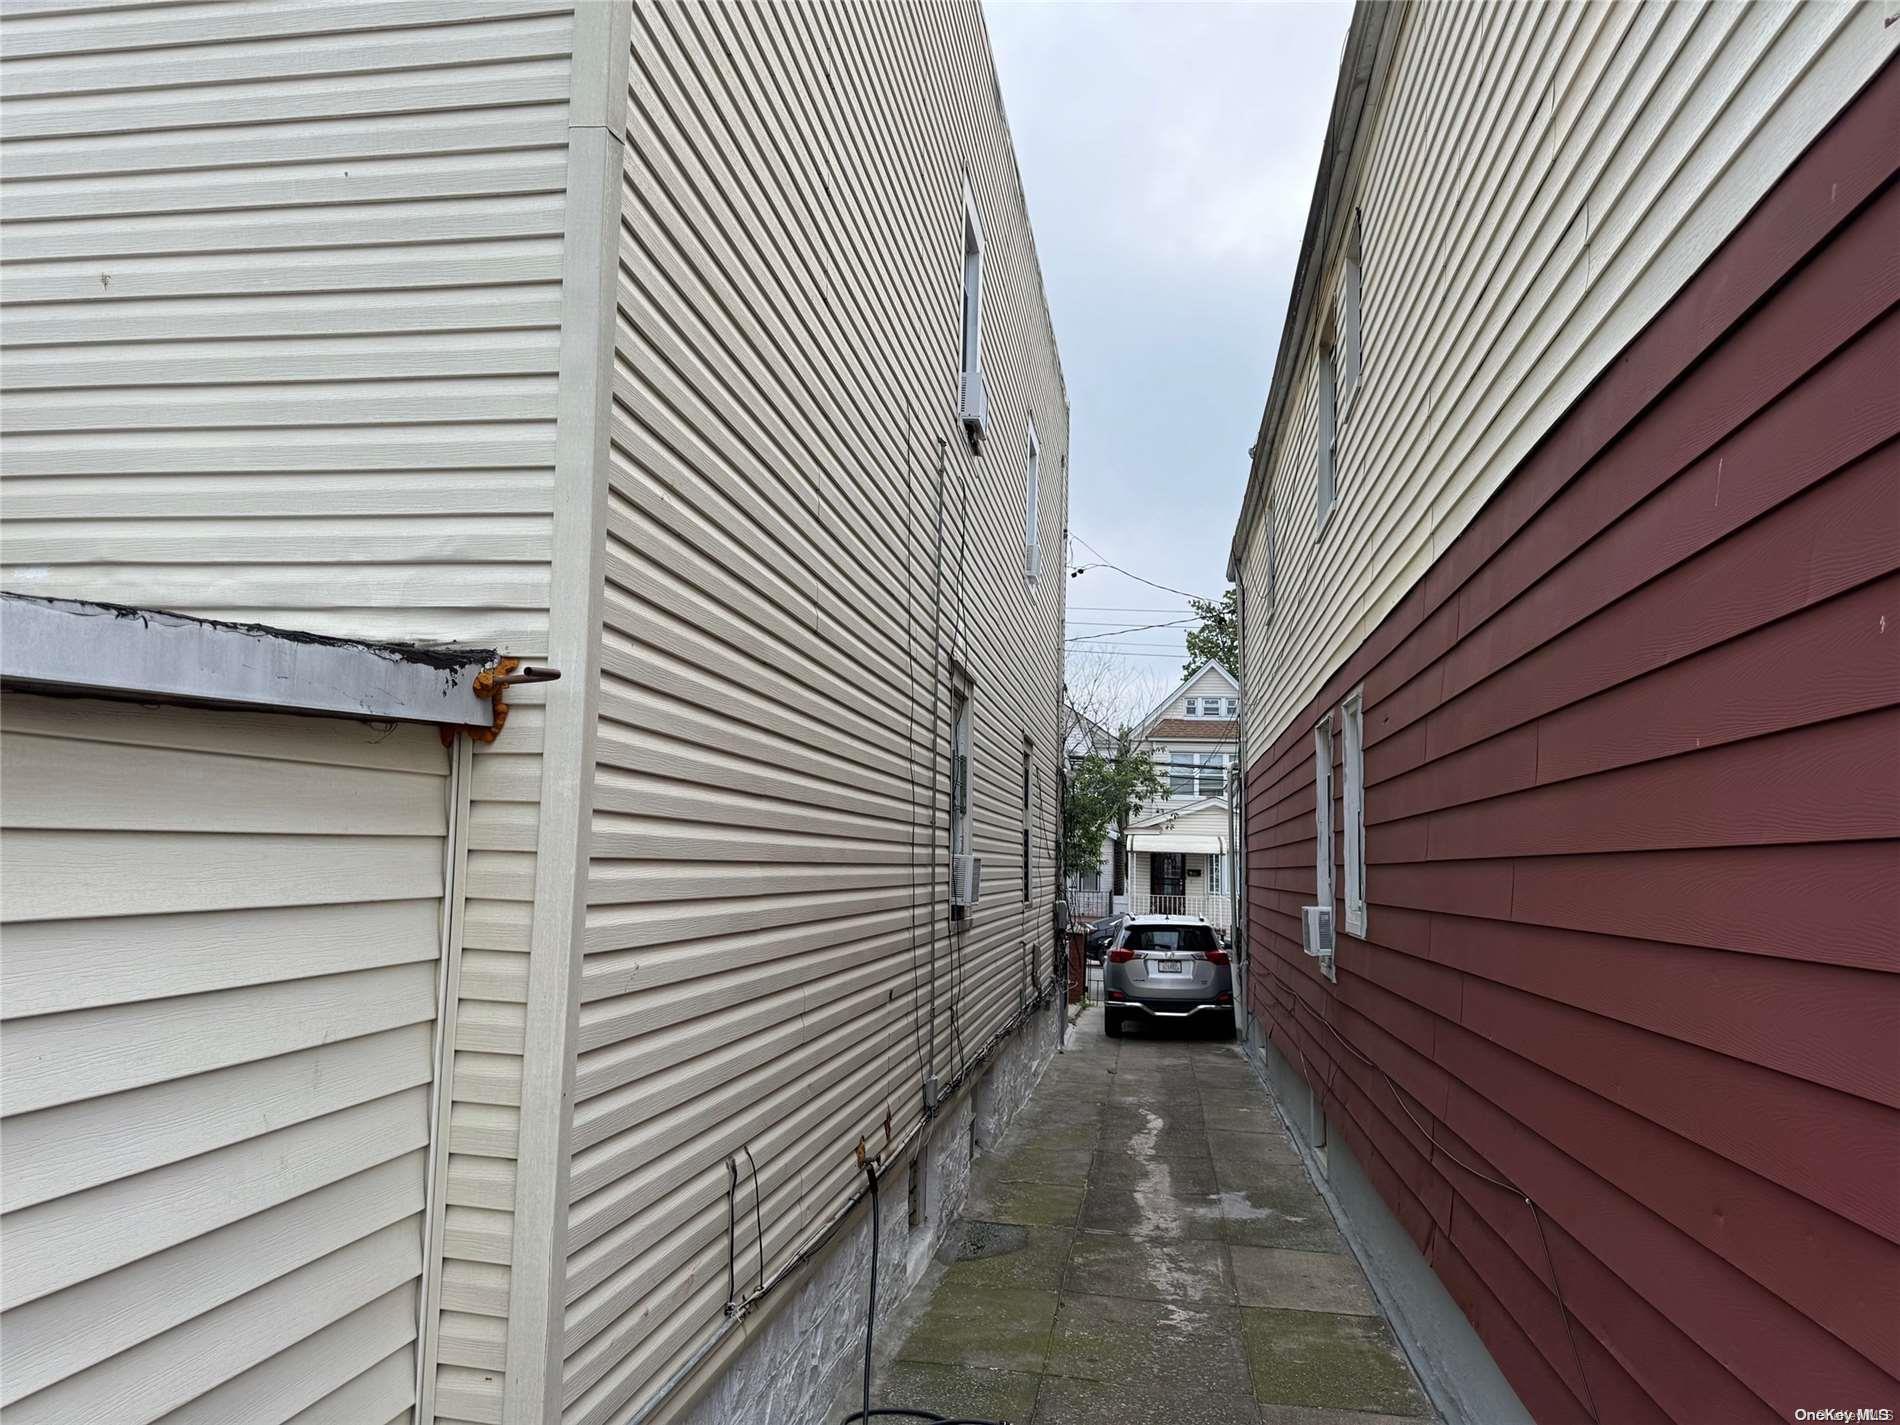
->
1316;348;1337;532
1342;691;1366;937
1199;752;1228;797
959;180;986;447
1340;210;1363;413
1023;418;1040;582
1314;716;1334;911
1168;751;1198;797
1224;698;1238;717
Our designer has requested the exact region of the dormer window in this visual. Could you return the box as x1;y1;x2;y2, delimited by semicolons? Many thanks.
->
1184;696;1237;719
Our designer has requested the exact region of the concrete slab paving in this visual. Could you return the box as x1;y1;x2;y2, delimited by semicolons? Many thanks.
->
1064;1230;1233;1304
990;1144;1095;1186
1078;1179;1226;1240
874;1361;1043;1421
1240;1307;1429;1417
1045;1291;1250;1390
897;1284;1058;1373
942;1222;1075;1292
965;1177;1086;1228
846;1008;1433;1424
1230;1245;1379;1315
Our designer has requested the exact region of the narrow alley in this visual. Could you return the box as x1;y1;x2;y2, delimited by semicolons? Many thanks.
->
844;1010;1432;1424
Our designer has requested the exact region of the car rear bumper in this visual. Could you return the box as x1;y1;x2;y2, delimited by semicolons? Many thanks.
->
1111;996;1232;1019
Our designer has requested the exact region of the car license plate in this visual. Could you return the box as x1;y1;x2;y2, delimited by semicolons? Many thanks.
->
1156;959;1183;975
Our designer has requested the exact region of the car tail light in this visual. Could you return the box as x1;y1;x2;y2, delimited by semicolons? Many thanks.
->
1108;989;1126;1001
1216;992;1233;1005
1204;948;1230;966
1107;948;1136;964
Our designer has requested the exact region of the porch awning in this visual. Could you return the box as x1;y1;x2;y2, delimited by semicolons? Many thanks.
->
1126;832;1224;855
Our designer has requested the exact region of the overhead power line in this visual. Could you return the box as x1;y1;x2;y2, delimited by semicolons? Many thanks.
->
1066;616;1199;643
1068;533;1217;603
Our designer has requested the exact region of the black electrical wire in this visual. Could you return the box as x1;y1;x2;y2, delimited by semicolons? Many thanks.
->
839;1164;1007;1425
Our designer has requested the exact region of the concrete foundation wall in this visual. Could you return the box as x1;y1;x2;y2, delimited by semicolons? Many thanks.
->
671;1001;1061;1425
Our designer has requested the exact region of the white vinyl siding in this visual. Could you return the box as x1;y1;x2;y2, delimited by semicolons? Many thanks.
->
1239;1;1895;744
0;695;450;1425
0;7;584;1419
577;2;1066;1420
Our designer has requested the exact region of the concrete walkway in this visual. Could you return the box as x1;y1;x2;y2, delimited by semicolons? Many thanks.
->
855;1006;1433;1425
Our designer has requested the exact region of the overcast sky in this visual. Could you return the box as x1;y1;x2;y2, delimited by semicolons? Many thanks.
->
984;0;1351;721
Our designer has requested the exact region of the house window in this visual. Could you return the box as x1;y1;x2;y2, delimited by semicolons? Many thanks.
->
1224;698;1238;717
959;180;986;447
1317;348;1337;532
1198;753;1228;797
1023;419;1040;583
1169;752;1198;797
1314;716;1334;911
1340;210;1363;413
1343;691;1366;936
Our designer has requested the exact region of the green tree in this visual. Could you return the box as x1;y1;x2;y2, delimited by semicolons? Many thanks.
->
1183;586;1239;679
1062;734;1167;883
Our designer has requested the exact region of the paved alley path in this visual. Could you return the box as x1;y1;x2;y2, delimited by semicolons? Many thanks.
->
859;1006;1434;1425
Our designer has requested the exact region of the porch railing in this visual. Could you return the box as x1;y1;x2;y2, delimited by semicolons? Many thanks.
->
1066;888;1111;921
1128;892;1232;928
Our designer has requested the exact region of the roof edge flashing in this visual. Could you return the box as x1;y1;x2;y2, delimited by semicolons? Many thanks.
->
0;593;499;727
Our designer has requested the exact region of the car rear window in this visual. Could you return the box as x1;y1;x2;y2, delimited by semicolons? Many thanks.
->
1123;925;1217;955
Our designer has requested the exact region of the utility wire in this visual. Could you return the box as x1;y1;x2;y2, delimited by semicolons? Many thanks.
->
1066;617;1200;642
1069;533;1217;603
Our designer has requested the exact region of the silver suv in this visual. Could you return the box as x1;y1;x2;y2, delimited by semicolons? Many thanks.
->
1102;915;1235;1038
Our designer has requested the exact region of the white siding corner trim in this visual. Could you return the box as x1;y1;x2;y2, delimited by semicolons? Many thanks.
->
499;3;634;1420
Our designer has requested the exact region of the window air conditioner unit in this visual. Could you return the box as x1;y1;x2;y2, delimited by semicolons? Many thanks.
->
960;368;987;451
1302;904;1336;983
1024;541;1040;581
952;854;982;908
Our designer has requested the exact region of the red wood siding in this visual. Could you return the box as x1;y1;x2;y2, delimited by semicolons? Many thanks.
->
1241;63;1900;1425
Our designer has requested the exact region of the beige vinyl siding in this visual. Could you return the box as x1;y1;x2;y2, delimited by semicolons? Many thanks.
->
1171;663;1240;718
0;6;584;1421
1238;0;1896;742
568;1;1066;1418
0;695;449;1425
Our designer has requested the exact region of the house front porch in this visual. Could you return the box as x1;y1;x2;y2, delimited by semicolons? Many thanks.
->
1129;846;1232;928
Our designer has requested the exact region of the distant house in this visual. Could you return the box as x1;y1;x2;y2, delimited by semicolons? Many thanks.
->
1127;662;1241;926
